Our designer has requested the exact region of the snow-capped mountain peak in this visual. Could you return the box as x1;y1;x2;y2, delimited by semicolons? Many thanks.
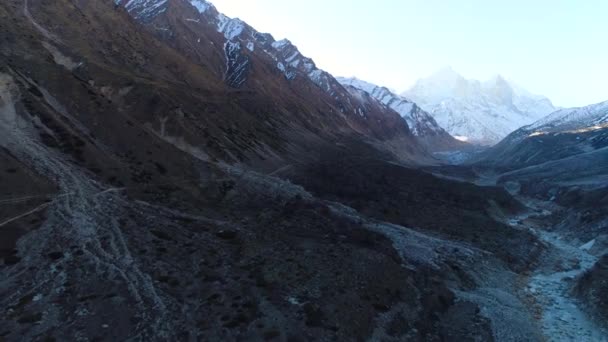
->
428;66;465;84
404;68;556;145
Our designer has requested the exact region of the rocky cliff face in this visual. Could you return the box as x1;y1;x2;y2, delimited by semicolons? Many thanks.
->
338;77;467;152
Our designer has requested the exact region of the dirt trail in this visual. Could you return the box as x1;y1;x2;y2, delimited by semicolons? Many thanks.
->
0;71;172;338
23;0;62;43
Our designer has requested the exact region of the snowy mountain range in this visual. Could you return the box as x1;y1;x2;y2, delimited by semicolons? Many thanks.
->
113;0;467;157
403;67;556;145
337;77;465;151
526;100;608;133
117;1;556;151
476;99;608;170
118;0;362;101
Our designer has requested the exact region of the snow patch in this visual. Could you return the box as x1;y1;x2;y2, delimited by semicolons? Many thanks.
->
308;70;329;91
188;0;210;13
223;41;249;88
271;39;290;50
217;15;245;40
580;239;596;251
123;0;168;21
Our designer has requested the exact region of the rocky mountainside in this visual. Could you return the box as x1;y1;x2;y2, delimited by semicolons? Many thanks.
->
526;100;608;133
404;67;556;145
0;0;543;340
1;0;606;341
476;100;608;172
337;77;467;152
112;0;432;165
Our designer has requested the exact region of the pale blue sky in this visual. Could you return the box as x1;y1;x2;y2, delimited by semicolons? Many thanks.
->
211;0;607;107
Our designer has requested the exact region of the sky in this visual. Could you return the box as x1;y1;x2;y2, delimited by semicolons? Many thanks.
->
209;0;608;108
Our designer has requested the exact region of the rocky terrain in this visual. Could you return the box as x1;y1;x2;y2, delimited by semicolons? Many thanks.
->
0;0;607;341
576;254;608;327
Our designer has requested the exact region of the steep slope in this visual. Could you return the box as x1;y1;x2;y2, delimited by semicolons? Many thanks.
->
337;77;467;152
526;100;608;133
0;0;564;340
404;67;556;145
477;100;608;172
483;100;608;250
113;0;430;165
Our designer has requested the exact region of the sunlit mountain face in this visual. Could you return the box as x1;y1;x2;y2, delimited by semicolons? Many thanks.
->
403;67;556;146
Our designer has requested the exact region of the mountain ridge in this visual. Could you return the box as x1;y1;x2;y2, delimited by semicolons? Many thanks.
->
109;0;438;166
117;0;448;165
475;99;608;173
337;76;467;152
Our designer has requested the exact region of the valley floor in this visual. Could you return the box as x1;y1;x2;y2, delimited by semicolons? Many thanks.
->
515;198;607;341
429;165;608;341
